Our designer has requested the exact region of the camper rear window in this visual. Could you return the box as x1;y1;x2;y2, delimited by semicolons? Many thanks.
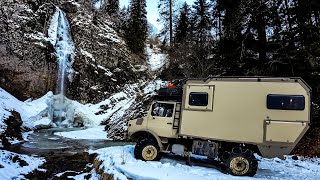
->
189;92;208;106
267;95;305;110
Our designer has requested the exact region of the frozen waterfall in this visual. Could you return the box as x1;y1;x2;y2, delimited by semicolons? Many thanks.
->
48;7;75;127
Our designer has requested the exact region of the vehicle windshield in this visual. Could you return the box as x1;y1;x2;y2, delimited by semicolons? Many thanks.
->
151;102;174;117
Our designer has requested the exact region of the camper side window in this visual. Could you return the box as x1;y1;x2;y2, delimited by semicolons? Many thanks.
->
267;95;305;110
189;92;208;106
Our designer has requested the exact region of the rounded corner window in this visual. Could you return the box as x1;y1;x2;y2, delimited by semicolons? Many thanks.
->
189;92;208;106
267;94;305;110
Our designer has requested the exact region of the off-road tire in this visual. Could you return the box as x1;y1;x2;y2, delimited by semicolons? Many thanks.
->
134;139;161;161
134;141;141;158
224;148;258;177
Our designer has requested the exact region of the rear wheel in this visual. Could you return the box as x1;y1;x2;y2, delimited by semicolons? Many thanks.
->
134;139;162;161
223;147;258;177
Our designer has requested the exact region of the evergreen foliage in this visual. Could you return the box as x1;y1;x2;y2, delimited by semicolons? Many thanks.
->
106;0;119;16
163;0;320;107
174;2;191;44
125;0;148;55
158;0;176;46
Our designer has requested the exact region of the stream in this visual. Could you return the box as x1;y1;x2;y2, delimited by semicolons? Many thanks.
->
7;128;132;179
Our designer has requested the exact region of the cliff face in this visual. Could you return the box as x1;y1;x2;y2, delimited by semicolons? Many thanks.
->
0;0;148;103
0;0;58;100
67;2;147;103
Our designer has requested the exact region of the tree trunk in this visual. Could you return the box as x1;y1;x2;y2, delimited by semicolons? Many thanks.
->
284;0;295;49
169;0;173;47
257;13;267;63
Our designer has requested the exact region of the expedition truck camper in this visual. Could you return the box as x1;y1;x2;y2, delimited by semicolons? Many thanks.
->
127;77;311;176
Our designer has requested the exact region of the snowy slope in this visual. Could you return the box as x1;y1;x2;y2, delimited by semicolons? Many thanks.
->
91;145;320;180
147;46;167;72
0;88;53;133
0;150;45;179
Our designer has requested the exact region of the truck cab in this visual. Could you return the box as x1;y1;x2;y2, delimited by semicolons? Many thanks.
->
128;101;181;140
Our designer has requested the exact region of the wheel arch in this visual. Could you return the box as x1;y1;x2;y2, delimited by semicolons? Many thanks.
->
129;130;164;151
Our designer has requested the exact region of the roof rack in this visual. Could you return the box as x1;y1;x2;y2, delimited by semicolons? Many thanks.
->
153;88;183;102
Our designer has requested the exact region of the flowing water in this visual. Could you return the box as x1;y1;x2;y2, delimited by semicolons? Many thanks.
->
49;8;75;126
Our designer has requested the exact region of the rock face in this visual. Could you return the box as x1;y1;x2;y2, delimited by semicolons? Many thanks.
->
0;0;148;103
0;0;57;100
67;2;147;103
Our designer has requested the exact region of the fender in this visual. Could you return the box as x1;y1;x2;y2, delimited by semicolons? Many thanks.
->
129;129;164;151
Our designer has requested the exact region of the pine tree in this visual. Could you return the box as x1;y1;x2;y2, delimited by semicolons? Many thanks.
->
106;0;119;16
191;0;212;44
174;2;191;44
125;0;148;54
158;0;176;47
188;0;214;77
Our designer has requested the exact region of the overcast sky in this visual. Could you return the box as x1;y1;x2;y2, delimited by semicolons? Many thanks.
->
120;0;195;30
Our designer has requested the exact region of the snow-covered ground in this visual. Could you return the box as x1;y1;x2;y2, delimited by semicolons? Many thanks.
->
147;46;167;72
90;145;320;180
0;150;45;179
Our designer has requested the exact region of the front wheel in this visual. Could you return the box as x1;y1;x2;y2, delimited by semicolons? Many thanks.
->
134;139;162;161
224;148;258;177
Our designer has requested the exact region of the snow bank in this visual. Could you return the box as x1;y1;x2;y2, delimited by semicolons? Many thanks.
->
147;46;167;72
0;88;53;133
0;150;45;179
91;145;320;180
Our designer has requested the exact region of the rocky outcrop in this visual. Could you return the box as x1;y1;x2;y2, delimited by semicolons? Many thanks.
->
67;4;148;103
0;111;24;148
0;0;149;103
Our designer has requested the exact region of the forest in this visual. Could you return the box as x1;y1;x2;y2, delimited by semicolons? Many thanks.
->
118;0;320;122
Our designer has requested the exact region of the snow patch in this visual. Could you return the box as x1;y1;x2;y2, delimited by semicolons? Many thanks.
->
93;0;105;10
0;150;45;179
147;46;167;72
81;49;95;62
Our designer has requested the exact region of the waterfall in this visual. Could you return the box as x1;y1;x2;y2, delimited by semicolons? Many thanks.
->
48;7;75;127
